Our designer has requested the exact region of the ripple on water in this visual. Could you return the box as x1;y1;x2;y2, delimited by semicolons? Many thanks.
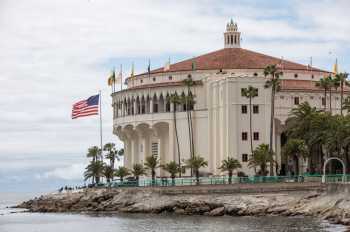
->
0;212;348;232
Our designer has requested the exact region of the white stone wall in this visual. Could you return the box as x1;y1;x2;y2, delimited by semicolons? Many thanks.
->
112;69;343;177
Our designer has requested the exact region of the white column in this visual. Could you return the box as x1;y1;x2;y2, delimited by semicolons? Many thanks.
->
124;140;132;169
133;99;137;115
276;132;281;175
150;99;153;113
168;121;175;163
131;137;136;165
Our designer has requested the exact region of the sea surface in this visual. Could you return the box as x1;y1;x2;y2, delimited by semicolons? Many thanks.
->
0;192;348;232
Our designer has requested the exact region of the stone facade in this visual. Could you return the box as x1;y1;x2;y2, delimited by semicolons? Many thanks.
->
112;21;338;177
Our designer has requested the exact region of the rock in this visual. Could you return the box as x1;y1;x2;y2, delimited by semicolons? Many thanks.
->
225;205;242;215
174;208;185;214
208;207;225;216
14;184;350;227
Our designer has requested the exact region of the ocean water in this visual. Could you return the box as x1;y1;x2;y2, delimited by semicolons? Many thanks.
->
0;192;348;232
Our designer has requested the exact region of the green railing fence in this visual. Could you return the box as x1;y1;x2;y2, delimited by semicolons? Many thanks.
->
100;174;350;188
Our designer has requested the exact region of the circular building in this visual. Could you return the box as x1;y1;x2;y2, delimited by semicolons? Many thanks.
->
112;20;334;177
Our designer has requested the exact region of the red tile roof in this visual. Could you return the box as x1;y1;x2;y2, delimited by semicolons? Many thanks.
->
131;48;327;78
281;80;350;93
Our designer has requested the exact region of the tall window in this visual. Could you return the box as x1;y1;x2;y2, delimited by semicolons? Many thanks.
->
253;105;259;114
294;97;299;105
140;144;143;152
253;132;259;141
166;101;171;112
151;142;159;158
242;132;248;141
322;97;326;106
242;154;248;162
153;103;158;113
241;105;247;114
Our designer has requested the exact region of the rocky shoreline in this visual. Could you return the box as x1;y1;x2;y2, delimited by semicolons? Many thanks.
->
16;183;350;227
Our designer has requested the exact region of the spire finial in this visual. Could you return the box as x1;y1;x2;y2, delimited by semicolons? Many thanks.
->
224;19;241;48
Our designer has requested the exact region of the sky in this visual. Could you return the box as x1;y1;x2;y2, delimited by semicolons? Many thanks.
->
0;0;349;193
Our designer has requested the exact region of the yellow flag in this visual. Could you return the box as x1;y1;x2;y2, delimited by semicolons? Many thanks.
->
107;70;115;86
164;57;170;71
115;70;122;84
130;62;134;78
333;59;338;74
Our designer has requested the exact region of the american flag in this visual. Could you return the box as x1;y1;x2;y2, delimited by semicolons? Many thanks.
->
72;94;99;119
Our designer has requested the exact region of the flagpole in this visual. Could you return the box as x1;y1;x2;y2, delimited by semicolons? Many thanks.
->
99;90;103;160
120;64;123;91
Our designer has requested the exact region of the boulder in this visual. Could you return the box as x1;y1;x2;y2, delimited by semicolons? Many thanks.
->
208;207;225;216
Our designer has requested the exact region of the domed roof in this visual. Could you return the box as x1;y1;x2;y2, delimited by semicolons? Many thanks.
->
133;48;327;78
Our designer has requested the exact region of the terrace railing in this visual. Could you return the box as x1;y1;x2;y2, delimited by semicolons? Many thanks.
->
100;174;350;188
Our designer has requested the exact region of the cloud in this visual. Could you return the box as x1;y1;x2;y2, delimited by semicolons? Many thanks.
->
0;0;349;192
36;163;86;181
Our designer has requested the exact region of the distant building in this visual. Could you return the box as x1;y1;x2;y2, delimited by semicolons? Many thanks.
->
112;20;336;176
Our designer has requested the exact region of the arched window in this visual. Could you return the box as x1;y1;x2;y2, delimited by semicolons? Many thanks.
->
135;96;140;114
181;92;186;111
165;94;171;112
158;94;165;113
153;94;158;113
188;91;194;110
230;35;233;44
146;95;150;113
141;96;146;114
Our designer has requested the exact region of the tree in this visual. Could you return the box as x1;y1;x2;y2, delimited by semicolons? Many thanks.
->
185;155;208;185
167;93;182;174
86;146;102;162
162;161;181;185
334;72;349;115
219;157;241;184
264;64;282;176
103;165;115;183
84;160;105;184
183;76;196;160
144;155;160;183
118;148;124;157
282;139;308;175
242;86;259;159
285;102;328;173
131;163;146;185
343;96;350;113
103;143;118;169
115;166;130;182
248;144;273;176
316;76;332;112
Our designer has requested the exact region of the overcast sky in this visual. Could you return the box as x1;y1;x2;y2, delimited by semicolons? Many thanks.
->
1;0;349;193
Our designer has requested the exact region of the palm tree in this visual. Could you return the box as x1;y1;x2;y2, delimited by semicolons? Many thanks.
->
118;148;124;157
242;86;259;158
334;72;349;115
167;93;182;173
219;157;241;184
103;165;115;183
86;146;102;162
84;160;105;184
343;96;350;113
282;139;308;175
144;155;160;183
264;64;282;176
185;155;208;185
103;143;118;169
115;166;130;182
316;76;332;111
161;161;180;185
248;144;273;176
131;163;147;185
183;76;196;159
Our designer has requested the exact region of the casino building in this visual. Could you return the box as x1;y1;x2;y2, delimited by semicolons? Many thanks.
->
112;20;336;176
